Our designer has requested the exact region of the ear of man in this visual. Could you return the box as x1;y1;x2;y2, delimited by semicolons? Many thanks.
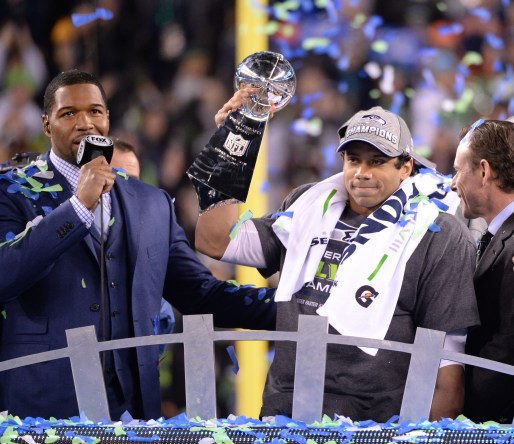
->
42;115;51;137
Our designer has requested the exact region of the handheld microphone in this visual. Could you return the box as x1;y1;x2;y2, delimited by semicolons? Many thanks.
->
76;135;114;166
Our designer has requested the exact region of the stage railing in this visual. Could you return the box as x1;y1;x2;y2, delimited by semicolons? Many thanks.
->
0;314;513;423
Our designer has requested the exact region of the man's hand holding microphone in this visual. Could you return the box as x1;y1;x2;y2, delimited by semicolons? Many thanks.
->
75;135;115;212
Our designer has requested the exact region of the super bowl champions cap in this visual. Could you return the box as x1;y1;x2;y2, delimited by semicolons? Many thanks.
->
337;106;436;170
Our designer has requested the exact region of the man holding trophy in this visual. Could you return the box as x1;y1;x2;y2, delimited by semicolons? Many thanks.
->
190;51;478;422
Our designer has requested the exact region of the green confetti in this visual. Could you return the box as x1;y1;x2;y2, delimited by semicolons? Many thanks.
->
212;431;234;444
116;170;129;180
302;37;331;51
259;21;279;35
9;223;36;247
272;0;300;21
351;13;367;27
454;88;475;114
81;278;86;289
369;89;381;99
323;189;337;217
371;40;389;53
40;184;63;193
227;280;240;287
229;210;253;240
36;160;49;171
108;217;115;227
461;51;483;66
44;429;60;444
281;24;295;38
114;426;126;436
404;87;416;99
368;254;388;281
1;311;5;319
25;176;44;189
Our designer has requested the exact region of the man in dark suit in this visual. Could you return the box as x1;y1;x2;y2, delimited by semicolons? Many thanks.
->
0;70;275;421
451;119;514;423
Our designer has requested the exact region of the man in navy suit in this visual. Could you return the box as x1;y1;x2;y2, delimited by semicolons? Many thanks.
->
451;119;514;423
0;70;275;420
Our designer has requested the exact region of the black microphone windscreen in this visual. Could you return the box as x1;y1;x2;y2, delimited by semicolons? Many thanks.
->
76;135;114;166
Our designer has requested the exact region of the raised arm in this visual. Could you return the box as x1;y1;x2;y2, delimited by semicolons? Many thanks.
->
195;203;239;259
194;87;264;259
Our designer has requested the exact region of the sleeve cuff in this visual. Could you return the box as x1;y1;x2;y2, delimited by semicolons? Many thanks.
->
70;195;94;228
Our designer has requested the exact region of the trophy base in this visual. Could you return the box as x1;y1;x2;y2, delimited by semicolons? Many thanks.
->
188;178;239;213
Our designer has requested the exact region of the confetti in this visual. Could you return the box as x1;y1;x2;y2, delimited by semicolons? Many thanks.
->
226;346;239;374
228;210;253;240
71;8;114;27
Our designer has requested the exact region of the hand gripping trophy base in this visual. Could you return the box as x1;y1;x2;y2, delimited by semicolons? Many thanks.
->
187;109;267;213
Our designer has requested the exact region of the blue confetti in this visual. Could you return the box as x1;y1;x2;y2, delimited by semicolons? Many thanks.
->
485;33;504;49
301;92;323;105
437;23;463;36
71;8;114;27
41;206;53;216
389;92;405;115
337;56;350;71
508;97;514;116
470;7;491;22
226;345;239;374
271;211;293;219
457;63;470;77
120;411;134;422
152;316;159;335
257;288;268;300
363;15;383;40
493;58;503;73
7;183;39;200
428;222;441;232
326;42;340;58
429;198;450;212
301;107;315;119
243;296;253;306
454;72;465;95
337;81;349;93
421;68;436;89
224;283;254;293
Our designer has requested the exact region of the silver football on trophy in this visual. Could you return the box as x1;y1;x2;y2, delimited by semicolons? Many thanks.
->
234;51;296;121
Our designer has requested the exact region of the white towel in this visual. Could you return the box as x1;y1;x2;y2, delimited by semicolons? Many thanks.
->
272;170;449;355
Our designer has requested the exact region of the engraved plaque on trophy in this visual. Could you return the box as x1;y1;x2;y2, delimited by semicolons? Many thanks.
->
187;51;296;212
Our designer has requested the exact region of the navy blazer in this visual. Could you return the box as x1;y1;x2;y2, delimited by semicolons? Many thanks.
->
465;212;514;423
0;153;275;420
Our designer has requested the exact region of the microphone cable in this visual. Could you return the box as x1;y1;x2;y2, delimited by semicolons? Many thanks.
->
99;193;107;371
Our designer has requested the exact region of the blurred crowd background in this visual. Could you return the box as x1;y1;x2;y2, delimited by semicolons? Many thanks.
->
1;0;514;417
